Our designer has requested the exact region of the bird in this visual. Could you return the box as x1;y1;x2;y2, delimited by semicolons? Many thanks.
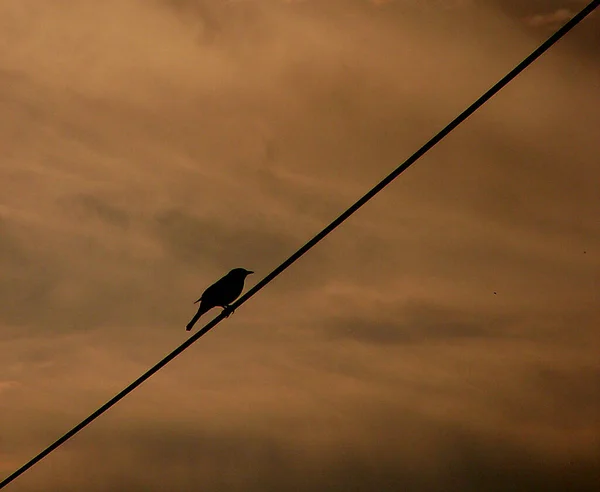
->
186;268;254;331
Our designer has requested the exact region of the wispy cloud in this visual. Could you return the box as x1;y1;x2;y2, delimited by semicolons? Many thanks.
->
526;7;574;27
0;380;20;393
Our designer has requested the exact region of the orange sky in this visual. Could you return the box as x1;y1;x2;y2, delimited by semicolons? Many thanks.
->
1;1;598;490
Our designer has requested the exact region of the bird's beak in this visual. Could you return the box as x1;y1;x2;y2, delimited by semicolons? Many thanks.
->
246;270;254;275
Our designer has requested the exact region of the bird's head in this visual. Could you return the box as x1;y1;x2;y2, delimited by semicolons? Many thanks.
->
229;267;254;278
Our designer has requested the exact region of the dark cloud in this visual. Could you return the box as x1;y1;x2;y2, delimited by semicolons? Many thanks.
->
0;219;62;335
0;214;183;335
59;194;131;228
152;207;300;272
327;301;514;344
8;418;599;491
529;365;600;424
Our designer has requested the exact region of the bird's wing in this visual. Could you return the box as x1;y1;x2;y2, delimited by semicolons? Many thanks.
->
199;275;231;306
193;274;228;304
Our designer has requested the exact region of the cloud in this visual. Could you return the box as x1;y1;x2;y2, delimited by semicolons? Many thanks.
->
0;380;20;394
526;7;575;27
7;417;599;491
151;207;300;272
0;0;598;490
327;300;515;344
59;194;131;229
530;365;600;424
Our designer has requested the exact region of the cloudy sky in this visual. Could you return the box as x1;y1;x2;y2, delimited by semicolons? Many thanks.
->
1;0;598;490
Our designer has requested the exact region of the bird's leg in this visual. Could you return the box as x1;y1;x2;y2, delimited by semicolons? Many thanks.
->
222;305;235;318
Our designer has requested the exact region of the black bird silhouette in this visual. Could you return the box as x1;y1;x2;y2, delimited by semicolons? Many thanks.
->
186;268;254;331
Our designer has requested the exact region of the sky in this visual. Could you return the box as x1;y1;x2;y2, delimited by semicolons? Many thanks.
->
0;0;598;490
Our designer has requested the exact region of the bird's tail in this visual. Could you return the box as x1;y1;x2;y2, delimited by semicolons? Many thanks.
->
186;303;210;331
186;312;201;331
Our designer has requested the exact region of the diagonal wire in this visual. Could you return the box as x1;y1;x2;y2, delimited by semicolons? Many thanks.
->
1;1;598;489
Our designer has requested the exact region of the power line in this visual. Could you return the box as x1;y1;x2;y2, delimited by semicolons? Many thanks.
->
1;1;598;488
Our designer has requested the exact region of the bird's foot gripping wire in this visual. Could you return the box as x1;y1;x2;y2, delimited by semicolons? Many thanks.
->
222;305;235;318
